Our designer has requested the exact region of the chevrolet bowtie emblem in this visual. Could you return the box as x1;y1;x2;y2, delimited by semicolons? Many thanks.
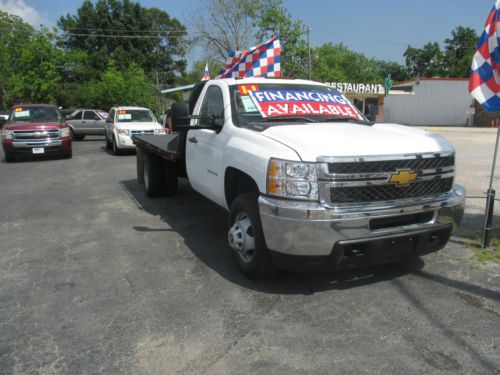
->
388;170;418;186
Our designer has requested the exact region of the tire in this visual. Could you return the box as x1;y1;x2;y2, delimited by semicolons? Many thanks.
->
143;153;164;197
5;154;14;163
70;129;84;141
105;132;112;150
112;137;121;155
62;150;72;159
228;193;274;279
163;161;178;196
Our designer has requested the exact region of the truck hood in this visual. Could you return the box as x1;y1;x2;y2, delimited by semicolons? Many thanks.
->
260;122;454;161
3;121;64;130
115;122;162;130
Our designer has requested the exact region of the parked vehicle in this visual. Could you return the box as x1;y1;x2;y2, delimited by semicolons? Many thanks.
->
104;106;166;155
65;109;107;141
0;111;8;129
1;104;72;162
133;78;466;279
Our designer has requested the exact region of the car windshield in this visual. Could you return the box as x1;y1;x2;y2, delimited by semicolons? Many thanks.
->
116;109;155;123
10;106;62;123
230;83;368;129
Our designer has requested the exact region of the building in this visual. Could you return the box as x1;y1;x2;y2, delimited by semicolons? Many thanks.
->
384;78;474;126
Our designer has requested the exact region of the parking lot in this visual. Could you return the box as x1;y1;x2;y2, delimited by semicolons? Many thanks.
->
0;129;499;374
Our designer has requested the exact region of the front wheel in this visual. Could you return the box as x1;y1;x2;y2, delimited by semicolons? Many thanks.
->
5;154;14;163
228;193;274;279
105;132;112;150
112;137;120;155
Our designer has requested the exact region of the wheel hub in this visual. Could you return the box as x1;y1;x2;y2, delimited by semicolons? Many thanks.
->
228;211;255;263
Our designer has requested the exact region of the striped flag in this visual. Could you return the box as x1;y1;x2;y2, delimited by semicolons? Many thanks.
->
202;62;210;81
469;1;500;111
216;35;281;79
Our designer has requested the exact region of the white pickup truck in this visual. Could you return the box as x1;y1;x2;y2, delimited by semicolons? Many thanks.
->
133;78;465;279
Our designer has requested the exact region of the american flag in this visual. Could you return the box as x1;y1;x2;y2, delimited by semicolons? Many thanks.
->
469;1;500;111
216;35;281;79
202;62;210;81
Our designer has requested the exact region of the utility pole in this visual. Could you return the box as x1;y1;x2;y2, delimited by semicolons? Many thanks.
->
307;25;312;80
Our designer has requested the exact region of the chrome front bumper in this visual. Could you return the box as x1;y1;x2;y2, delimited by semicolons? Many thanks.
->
259;184;466;257
12;139;62;148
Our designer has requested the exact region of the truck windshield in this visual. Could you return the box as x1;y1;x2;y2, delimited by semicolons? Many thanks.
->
116;109;155;123
230;83;368;129
10;107;62;123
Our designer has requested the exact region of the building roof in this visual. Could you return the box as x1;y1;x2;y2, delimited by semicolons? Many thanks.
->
394;77;469;86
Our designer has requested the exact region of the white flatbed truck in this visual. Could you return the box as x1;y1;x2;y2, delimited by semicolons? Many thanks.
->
133;78;466;279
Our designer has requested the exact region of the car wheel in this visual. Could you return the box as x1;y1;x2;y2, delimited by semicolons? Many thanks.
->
5;154;14;163
105;133;112;150
228;193;274;279
112;137;120;155
75;135;85;141
143;154;164;197
63;150;72;159
163;161;178;196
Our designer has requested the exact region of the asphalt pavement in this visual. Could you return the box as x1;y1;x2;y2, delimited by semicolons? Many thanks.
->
0;135;499;374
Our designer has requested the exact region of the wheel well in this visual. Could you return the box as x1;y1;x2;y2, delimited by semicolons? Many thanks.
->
225;168;260;208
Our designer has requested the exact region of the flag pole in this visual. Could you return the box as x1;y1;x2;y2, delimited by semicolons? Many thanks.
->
482;122;500;248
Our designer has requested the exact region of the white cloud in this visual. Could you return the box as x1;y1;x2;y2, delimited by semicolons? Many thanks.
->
0;0;49;27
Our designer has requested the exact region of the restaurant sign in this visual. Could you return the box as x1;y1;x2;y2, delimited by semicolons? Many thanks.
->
325;82;385;95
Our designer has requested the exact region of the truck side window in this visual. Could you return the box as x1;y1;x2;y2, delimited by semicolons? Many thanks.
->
84;111;98;120
72;111;82;120
199;86;224;128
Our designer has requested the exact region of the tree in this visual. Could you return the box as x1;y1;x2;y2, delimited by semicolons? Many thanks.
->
374;60;410;82
312;43;382;83
189;0;259;62
445;26;478;77
58;0;187;84
0;11;35;109
404;42;446;78
256;0;308;78
95;61;156;110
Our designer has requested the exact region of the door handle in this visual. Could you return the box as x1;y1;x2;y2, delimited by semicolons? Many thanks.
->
188;137;198;143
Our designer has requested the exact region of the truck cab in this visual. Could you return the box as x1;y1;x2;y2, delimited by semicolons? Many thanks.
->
134;78;466;279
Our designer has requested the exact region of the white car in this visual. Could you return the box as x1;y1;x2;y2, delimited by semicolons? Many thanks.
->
104;106;166;155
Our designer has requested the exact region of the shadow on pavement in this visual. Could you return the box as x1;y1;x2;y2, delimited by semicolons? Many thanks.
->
120;178;428;295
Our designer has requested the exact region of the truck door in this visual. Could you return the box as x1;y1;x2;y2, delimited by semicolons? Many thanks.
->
186;85;228;206
82;110;102;135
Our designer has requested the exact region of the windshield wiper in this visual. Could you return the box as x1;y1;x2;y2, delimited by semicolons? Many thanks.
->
319;116;371;125
250;116;316;124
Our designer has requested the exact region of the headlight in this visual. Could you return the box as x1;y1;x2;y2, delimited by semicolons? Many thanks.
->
267;158;318;201
116;128;128;136
60;127;70;137
1;129;13;140
154;128;166;135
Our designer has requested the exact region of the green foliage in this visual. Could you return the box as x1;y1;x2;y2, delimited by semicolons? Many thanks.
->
375;60;410;82
404;26;479;79
312;43;396;83
445;26;479;78
83;61;156;110
404;42;446;78
58;0;187;83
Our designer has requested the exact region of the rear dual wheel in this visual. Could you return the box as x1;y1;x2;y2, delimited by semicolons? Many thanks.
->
143;154;178;197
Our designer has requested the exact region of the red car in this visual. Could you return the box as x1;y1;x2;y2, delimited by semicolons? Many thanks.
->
1;104;72;162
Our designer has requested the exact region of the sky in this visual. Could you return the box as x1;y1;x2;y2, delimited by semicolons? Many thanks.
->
0;0;491;64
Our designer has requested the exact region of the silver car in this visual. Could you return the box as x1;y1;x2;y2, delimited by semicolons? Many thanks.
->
65;109;108;141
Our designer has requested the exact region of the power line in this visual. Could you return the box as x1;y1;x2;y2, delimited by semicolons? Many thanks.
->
63;27;187;35
63;33;188;39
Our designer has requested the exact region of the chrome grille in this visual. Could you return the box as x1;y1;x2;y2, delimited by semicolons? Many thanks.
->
330;177;454;203
327;155;454;174
130;130;154;136
319;153;455;205
13;129;60;140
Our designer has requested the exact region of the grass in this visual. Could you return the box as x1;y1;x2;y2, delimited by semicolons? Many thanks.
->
464;233;500;266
